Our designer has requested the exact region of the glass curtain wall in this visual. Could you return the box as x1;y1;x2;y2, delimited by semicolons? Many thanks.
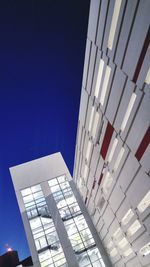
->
21;184;67;267
48;176;105;267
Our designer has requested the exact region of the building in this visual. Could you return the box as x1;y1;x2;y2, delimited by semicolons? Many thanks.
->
0;250;33;267
73;0;150;267
10;153;112;267
0;251;19;267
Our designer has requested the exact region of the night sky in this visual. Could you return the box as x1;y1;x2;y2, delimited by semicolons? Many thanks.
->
0;0;90;260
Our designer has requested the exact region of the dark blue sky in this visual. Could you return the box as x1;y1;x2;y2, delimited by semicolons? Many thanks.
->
0;0;90;260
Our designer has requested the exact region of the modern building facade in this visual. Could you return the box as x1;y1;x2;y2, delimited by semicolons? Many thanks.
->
10;153;112;267
73;0;150;267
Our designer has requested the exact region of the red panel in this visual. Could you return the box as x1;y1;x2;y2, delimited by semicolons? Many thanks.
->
135;126;150;161
133;28;150;83
98;173;103;186
100;121;114;160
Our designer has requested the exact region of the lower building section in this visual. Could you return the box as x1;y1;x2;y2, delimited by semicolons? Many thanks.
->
10;153;112;267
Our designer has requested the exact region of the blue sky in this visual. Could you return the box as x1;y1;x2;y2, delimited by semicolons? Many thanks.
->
0;0;90;260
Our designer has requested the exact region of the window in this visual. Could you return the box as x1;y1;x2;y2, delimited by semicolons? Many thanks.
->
107;0;122;50
127;220;141;237
102;172;113;194
118;237;128;249
113;227;123;241
145;68;150;84
92;112;99;138
113;147;125;171
140;242;150;257
99;66;111;106
21;184;67;267
95;59;104;98
107;138;118;163
120;93;136;132
48;176;105;267
137;190;150;213
88;107;95;132
121;209;134;226
124;247;133;257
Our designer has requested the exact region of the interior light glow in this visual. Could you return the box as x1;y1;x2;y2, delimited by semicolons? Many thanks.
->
83;165;88;181
110;248;118;258
108;138;118;163
92;112;99;138
78;177;85;188
95;59;104;98
140;242;150;256
99;66;111;106
113;227;123;240
137;190;150;213
102;171;113;194
86;141;92;161
145;68;150;84
118;237;128;249
120;93;137;132
108;0;122;50
113;147;125;171
88;106;95;132
121;209;134;226
127;219;142;236
124;247;133;257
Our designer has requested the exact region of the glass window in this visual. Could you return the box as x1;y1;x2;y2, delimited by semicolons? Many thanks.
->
31;184;41;193
48;176;103;266
22;184;67;267
48;178;58;186
33;191;44;200
57;175;66;183
21;187;32;196
23;194;34;203
30;217;42;230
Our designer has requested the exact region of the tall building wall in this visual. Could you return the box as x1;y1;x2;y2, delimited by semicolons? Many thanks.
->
73;0;150;266
10;153;112;267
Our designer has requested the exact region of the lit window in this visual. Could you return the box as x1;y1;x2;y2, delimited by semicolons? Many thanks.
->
92;112;99;138
113;147;125;171
140;242;150;256
120;93;137;132
102;171;113;194
145;68;150;84
30;217;42;230
109;248;117;258
107;0;122;50
83;165;88;181
21;188;32;197
21;184;67;267
121;209;134;226
127;220;141;237
113;227;123;240
88;106;95;132
31;184;41;193
118;237;128;249
124;247;133;257
107;138;118;163
95;59;104;98
86;141;92;161
99;66;111;106
137;190;150;213
48;176;104;267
